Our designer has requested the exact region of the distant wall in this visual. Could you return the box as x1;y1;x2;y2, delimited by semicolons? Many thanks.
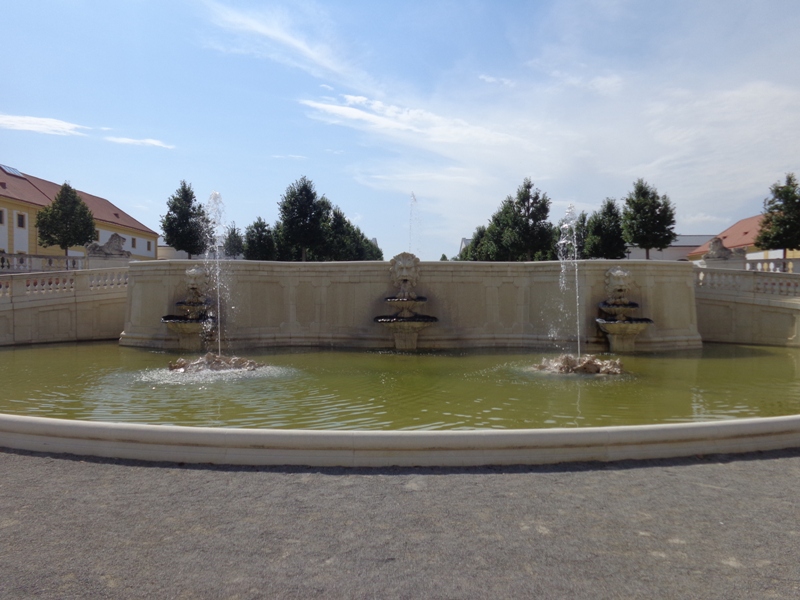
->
694;268;800;347
120;260;702;352
0;269;129;346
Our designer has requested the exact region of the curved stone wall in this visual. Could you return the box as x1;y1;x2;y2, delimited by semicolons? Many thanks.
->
120;259;702;352
2;413;799;467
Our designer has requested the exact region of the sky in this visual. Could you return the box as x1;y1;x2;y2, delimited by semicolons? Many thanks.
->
3;0;800;260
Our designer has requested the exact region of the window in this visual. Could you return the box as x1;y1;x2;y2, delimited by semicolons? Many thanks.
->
0;210;4;225
94;229;100;241
146;240;152;251
131;237;137;249
17;213;25;228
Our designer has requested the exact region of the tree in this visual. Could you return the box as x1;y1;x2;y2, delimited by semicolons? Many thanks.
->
755;173;800;259
277;176;331;261
439;254;449;261
621;179;677;259
458;178;552;261
243;218;277;261
222;223;244;258
36;182;96;257
457;225;490;261
585;199;627;259
313;206;383;261
160;181;212;259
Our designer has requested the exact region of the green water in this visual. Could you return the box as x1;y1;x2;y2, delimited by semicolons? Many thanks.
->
1;342;799;430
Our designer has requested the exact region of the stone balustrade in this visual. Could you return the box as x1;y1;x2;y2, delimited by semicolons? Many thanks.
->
0;267;129;346
694;267;800;297
745;258;797;273
0;252;84;273
694;267;800;346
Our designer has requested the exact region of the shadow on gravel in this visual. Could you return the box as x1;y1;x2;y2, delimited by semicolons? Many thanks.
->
3;445;799;475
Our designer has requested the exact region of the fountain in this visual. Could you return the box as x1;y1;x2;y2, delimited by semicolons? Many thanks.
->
168;352;263;372
532;206;628;375
374;252;438;350
556;204;582;358
161;192;241;363
160;266;215;352
596;267;654;353
4;245;800;466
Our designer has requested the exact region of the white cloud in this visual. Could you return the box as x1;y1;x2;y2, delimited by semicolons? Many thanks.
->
204;1;374;91
301;95;519;147
479;74;516;87
0;114;90;136
105;137;175;149
682;212;732;228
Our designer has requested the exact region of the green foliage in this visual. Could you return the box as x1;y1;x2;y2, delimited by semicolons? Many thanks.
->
458;178;553;261
439;254;449;261
36;182;96;255
222;223;244;258
755;173;800;253
621;179;677;259
322;207;383;261
585;199;627;259
277;176;331;262
243;218;277;261
160;181;212;259
246;177;383;262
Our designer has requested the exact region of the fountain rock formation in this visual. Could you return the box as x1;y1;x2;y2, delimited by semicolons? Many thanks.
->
161;266;216;352
374;252;438;350
535;353;625;375
596;267;653;353
168;353;263;373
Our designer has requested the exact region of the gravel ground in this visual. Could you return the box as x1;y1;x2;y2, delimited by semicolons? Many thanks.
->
2;447;799;599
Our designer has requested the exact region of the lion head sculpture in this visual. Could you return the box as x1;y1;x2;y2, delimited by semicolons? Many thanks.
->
604;267;633;305
389;252;421;299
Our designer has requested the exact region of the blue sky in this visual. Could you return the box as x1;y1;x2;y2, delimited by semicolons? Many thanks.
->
3;0;800;260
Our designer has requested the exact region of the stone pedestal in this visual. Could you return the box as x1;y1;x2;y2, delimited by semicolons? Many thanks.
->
596;320;652;353
164;320;206;352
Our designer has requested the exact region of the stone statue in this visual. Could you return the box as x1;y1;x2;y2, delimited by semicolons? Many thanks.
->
85;233;131;257
389;252;421;299
604;266;633;305
703;237;732;260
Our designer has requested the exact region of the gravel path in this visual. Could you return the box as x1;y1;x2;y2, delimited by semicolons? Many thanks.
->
2;447;799;599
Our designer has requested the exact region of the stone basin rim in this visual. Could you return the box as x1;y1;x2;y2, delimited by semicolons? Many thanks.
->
2;412;799;467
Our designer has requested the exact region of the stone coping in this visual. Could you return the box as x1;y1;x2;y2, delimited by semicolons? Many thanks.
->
2;412;799;467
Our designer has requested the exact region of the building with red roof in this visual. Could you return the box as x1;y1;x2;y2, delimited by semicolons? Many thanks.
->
0;163;157;260
687;215;800;262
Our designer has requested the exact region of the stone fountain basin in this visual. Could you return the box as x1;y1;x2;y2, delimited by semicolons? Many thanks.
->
383;297;428;314
598;301;640;318
374;318;438;334
3;412;800;467
596;318;653;335
161;315;215;335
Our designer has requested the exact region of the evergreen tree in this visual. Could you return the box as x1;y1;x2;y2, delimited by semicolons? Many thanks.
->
277;176;331;261
755;173;800;258
36;182;96;257
458;178;552;261
585;199;627;259
243;218;277;261
222;223;244;258
160;181;212;259
621;179;677;259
